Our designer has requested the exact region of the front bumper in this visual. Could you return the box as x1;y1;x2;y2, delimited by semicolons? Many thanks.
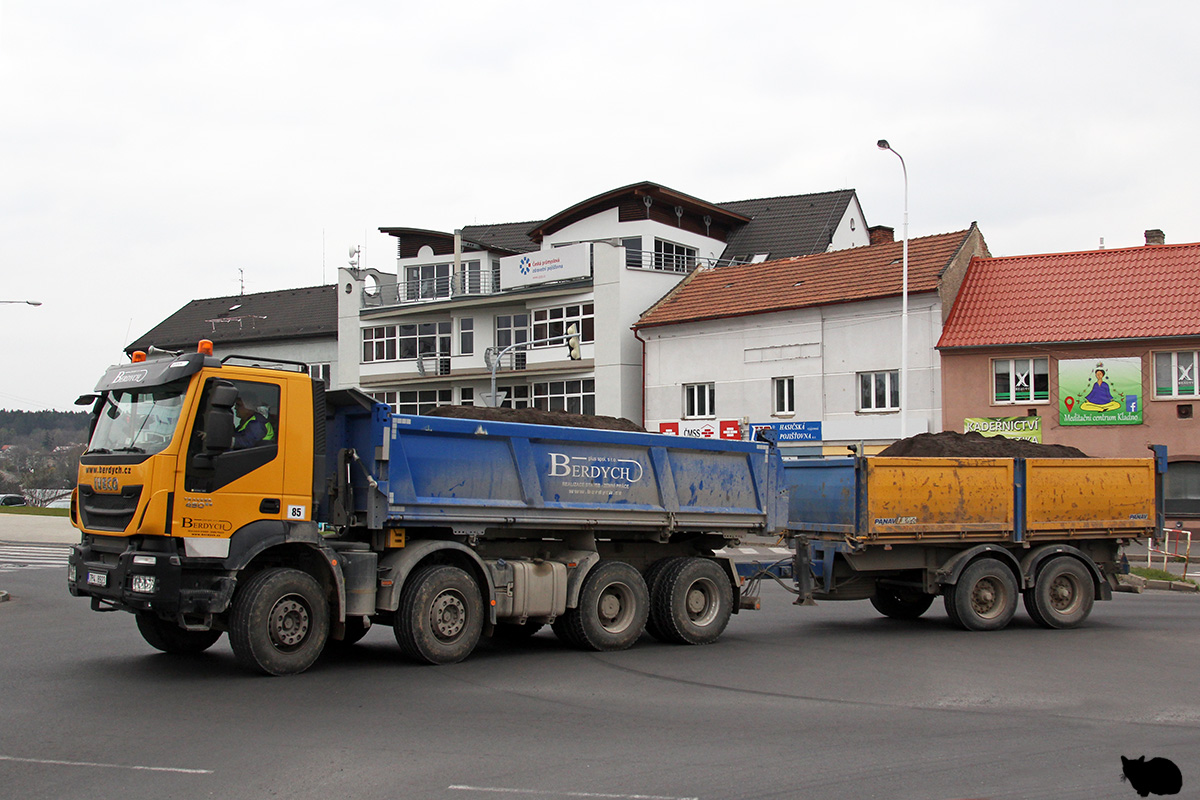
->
67;536;236;624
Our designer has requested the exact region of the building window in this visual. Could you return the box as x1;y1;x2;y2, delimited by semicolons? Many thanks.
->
654;239;697;273
993;357;1049;404
491;259;501;292
495;313;530;351
773;377;795;415
457;260;483;295
398;321;452;360
363;326;398;363
373;389;451;415
404;263;452;300
684;383;715;418
533;379;595;415
1155;351;1199;398
459;387;474;406
859;371;899;412
499;384;531;409
622;236;643;268
459;317;474;355
532;303;594;347
308;363;331;385
1165;461;1200;515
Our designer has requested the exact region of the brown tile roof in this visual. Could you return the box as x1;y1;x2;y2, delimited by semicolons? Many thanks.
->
938;242;1200;348
634;229;974;329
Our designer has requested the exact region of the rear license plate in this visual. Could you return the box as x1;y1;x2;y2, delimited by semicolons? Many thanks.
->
86;571;108;587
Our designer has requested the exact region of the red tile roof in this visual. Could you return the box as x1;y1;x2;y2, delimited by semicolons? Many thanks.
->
938;242;1200;348
634;228;974;329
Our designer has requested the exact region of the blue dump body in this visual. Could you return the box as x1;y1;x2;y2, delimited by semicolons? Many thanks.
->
332;407;788;538
779;457;857;535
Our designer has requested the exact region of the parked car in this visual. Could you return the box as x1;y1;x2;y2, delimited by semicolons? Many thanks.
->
46;497;71;509
1;494;26;506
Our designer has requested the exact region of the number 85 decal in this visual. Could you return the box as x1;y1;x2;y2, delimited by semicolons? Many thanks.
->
287;505;306;520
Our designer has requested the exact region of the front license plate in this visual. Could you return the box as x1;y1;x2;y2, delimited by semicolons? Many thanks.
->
86;571;108;587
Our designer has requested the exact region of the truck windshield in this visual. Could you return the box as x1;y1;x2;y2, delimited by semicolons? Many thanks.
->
86;386;187;457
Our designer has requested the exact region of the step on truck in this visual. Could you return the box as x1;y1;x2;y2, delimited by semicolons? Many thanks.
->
67;342;786;675
782;450;1165;630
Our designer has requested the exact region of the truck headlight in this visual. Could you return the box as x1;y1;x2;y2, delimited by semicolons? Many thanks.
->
131;575;156;594
68;564;77;582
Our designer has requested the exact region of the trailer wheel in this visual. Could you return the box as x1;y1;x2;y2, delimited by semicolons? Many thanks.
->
229;568;330;676
1024;557;1094;629
552;561;648;651
943;558;1017;631
642;557;686;642
135;613;222;654
650;558;733;645
870;584;935;621
394;564;483;665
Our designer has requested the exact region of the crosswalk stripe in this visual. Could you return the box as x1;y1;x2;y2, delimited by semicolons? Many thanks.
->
0;544;72;572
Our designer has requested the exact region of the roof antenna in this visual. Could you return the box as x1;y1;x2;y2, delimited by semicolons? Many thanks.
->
238;268;245;296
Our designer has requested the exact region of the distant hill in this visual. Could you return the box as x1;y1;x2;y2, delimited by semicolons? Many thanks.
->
0;409;90;449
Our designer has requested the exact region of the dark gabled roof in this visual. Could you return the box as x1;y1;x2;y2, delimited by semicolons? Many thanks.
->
717;189;857;261
526;181;750;243
460;221;541;254
125;284;336;354
938;241;1200;348
635;229;975;330
380;182;860;263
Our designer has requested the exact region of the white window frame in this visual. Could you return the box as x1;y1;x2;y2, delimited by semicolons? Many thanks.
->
363;325;397;363
654;239;697;273
773;377;795;416
308;363;331;384
992;357;1049;404
458;317;474;356
684;383;715;419
532;303;594;348
1154;351;1199;399
533;379;595;415
859;370;899;412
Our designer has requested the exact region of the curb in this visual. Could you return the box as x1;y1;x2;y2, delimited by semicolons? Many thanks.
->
1143;579;1199;593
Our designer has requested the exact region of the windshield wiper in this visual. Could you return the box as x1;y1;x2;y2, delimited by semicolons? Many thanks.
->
112;446;146;454
83;447;112;455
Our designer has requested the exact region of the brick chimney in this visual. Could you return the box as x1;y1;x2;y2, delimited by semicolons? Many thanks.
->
869;225;895;246
1145;229;1165;246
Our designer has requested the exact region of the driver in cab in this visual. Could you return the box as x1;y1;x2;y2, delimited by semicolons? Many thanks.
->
233;397;272;449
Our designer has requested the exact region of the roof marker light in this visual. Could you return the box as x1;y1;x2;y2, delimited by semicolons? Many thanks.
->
131;351;147;363
197;340;214;356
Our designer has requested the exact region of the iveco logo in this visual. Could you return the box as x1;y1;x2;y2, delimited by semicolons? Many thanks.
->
93;476;119;493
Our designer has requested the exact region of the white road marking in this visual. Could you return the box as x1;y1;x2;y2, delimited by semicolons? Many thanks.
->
0;543;71;572
0;755;213;775
449;786;697;800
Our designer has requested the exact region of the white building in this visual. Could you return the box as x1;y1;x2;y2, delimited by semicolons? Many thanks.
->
336;181;871;423
633;225;989;453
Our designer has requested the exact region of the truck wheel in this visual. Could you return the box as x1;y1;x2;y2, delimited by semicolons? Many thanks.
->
643;557;686;642
870;584;935;620
229;568;330;676
135;612;222;654
650;558;733;645
943;558;1017;631
552;561;648;651
1024;557;1095;629
394;564;483;664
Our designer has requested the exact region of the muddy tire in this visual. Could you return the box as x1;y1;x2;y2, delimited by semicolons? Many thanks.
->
944;558;1018;631
229;568;330;676
650;558;733;645
1024;557;1095;629
552;561;648;651
394;564;484;665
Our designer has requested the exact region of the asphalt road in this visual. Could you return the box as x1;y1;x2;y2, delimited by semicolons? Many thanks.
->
2;556;1198;800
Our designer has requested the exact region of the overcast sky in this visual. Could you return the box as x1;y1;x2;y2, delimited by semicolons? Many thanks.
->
2;1;1197;412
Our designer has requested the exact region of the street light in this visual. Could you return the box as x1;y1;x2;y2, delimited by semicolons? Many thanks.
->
0;300;42;306
877;139;908;439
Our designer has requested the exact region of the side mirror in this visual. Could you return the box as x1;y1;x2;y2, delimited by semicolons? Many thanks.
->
75;394;99;406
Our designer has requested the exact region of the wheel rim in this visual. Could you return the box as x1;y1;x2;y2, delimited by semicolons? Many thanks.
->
597;582;636;634
1048;573;1081;614
970;576;1008;620
269;593;311;651
684;577;720;627
430;590;468;642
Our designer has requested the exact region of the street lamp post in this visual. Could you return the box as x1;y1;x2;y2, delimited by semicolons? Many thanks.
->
877;139;908;439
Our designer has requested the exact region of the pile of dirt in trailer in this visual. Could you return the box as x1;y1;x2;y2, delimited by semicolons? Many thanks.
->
424;405;645;432
879;431;1089;458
